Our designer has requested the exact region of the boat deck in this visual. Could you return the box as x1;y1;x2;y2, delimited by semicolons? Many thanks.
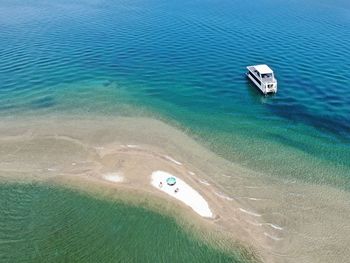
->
247;66;276;84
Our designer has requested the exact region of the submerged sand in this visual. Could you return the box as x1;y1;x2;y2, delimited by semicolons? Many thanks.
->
0;115;349;263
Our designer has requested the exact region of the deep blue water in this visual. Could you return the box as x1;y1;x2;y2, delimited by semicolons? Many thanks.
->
0;0;350;187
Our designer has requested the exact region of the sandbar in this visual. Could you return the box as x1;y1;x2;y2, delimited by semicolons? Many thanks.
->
151;170;213;218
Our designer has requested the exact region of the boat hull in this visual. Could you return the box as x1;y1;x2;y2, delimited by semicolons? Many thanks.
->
246;72;277;95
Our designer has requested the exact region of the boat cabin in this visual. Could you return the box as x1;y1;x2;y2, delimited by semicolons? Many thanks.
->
246;64;277;94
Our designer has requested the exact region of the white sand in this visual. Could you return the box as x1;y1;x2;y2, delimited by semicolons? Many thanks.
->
151;171;213;218
103;172;124;183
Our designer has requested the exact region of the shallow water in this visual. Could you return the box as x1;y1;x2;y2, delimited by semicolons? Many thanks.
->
0;183;245;263
0;0;350;262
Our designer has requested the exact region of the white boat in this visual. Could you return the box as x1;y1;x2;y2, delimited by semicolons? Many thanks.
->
246;64;277;94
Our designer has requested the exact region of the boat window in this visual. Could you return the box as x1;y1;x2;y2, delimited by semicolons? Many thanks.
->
261;73;272;78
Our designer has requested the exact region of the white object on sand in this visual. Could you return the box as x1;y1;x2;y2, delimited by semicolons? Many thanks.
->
103;172;124;183
151;171;213;218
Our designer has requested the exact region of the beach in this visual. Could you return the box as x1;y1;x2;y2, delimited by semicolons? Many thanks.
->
1;115;349;263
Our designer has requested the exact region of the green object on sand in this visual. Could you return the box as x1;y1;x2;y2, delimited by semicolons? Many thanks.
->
166;177;176;186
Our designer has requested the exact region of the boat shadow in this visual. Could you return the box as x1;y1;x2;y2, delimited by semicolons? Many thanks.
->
244;75;276;104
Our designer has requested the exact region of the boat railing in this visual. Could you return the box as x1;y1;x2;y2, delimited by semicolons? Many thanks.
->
247;67;276;84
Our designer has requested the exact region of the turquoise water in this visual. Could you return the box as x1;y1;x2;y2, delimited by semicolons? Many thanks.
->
0;183;245;262
0;0;350;261
1;0;349;187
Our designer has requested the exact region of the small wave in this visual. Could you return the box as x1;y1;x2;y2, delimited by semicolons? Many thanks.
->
199;179;210;186
214;192;233;201
244;186;261;189
264;232;283;241
267;223;283;231
164;155;182;165
239;208;261;217
246;197;263;201
126;144;139;148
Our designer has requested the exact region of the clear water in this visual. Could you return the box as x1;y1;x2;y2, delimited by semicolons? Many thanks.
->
0;183;244;262
1;0;349;187
0;0;350;261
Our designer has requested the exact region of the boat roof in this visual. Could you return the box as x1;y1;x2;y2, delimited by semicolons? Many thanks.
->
253;64;273;74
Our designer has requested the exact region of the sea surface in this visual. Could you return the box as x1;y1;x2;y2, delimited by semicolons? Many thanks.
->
0;0;350;262
0;183;242;262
